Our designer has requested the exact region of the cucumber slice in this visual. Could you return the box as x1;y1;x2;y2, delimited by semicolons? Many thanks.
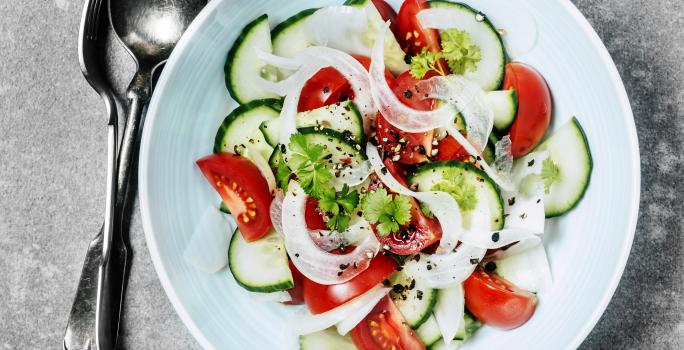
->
219;201;231;214
214;99;280;160
344;0;409;75
284;127;367;170
427;1;505;91
260;101;365;148
416;315;442;347
426;312;481;349
225;15;279;104
389;260;438;329
299;328;356;350
272;8;318;60
228;229;293;293
487;90;518;131
536;117;592;217
456;312;482;341
409;161;504;230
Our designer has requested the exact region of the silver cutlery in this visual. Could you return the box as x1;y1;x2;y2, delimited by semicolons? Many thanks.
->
64;0;119;349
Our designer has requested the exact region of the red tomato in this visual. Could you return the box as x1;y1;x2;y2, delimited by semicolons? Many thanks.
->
464;266;537;329
433;136;469;161
350;296;425;350
352;54;396;86
298;67;352;112
196;153;272;241
503;62;552;157
303;253;397;314
371;0;398;36
396;0;441;56
375;71;435;164
305;197;328;231
284;261;305;305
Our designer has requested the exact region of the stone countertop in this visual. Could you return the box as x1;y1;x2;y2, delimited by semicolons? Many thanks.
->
0;0;682;349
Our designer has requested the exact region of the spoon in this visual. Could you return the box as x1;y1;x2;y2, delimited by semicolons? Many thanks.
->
96;0;206;349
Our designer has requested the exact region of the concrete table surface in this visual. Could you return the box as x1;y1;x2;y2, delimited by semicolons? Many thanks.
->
0;0;682;349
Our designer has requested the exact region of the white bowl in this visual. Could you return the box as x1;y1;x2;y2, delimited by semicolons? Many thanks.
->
139;0;640;348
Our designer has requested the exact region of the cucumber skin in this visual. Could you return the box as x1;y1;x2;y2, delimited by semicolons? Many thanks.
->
227;230;294;293
541;117;593;218
411;289;438;329
225;14;270;104
409;161;505;230
213;99;282;154
427;0;506;90
297;127;368;161
271;8;318;40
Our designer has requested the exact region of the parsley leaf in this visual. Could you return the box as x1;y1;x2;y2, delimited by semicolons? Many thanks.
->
287;133;332;197
317;184;360;233
540;158;561;194
431;168;478;212
439;29;481;75
361;188;412;236
410;47;446;79
274;158;291;191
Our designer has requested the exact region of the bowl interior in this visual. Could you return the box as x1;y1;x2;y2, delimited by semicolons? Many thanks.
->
139;0;639;349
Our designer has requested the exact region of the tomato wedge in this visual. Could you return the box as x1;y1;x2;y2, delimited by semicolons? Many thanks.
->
303;253;397;314
196;153;272;241
464;266;537;329
371;0;399;36
298;67;352;112
305;197;328;231
396;0;441;56
351;296;425;350
433;135;470;161
503;62;552;157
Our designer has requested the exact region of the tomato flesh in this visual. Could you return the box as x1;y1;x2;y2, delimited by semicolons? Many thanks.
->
396;0;441;56
433;135;470;161
196;153;272;241
298;67;352;112
284;261;305;305
464;266;537;329
303;253;397;314
350;296;425;350
305;197;328;231
503;62;552;157
371;0;399;37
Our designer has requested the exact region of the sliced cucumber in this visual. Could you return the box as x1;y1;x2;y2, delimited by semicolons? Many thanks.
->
487;90;518;131
228;229;293;293
284;127;367;170
425;312;481;349
272;8;318;60
260;101;365;148
214;99;280;160
409;161;504;230
219;201;231;214
389;260;438;329
483;138;495;164
416;315;442;347
427;1;505;91
225;15;279;104
299;328;356;350
456;312;482;341
535;117;592;217
344;0;409;75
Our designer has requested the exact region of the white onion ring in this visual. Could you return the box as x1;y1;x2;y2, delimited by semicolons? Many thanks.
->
413;245;486;288
242;147;276;195
282;182;381;284
369;22;456;133
269;190;284;236
433;284;464;346
287;284;389;335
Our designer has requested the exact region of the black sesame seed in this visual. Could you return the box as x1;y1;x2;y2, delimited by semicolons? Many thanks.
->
339;263;349;270
382;279;391;287
392;284;405;293
492;232;500;242
323;86;330;94
484;261;497;272
528;159;535;167
508;197;516;206
417;290;424;300
404;90;413;99
294;253;300;258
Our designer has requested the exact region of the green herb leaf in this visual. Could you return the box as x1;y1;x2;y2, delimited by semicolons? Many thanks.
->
274;158;291;191
287;133;332;197
317;184;360;233
420;202;434;218
361;188;413;236
439;29;481;75
410;47;446;79
431;168;478;212
540;158;561;194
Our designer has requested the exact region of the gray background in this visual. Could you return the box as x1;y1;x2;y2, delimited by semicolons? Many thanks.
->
0;0;682;349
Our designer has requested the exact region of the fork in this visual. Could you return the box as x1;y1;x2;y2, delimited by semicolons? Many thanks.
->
63;0;121;349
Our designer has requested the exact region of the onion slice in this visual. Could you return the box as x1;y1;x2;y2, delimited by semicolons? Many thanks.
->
366;143;463;251
287;284;390;335
369;22;456;133
282;182;381;284
413;245;486;288
242;147;276;195
495;243;552;293
305;6;369;56
433;285;465;346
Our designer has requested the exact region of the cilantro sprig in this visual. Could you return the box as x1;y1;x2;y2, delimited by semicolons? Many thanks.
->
287;133;333;197
431;168;478;212
317;184;360;233
361;188;412;236
410;29;482;79
540;158;561;194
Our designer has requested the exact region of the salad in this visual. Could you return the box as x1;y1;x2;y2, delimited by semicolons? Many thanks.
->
189;0;593;349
